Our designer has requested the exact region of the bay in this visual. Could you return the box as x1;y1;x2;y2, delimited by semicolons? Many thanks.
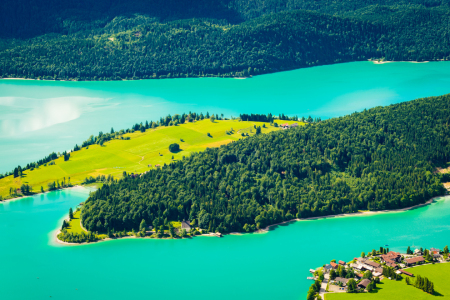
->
1;61;450;172
0;188;449;299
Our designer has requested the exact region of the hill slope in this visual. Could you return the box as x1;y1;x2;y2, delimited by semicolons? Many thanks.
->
0;119;297;198
0;5;449;80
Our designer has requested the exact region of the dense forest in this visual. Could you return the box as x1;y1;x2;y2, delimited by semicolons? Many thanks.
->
79;94;450;236
1;1;450;80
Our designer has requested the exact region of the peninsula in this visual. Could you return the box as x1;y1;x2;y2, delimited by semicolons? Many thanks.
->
54;94;450;243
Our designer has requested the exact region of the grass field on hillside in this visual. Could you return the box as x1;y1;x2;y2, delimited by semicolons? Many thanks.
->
325;263;450;300
0;119;301;198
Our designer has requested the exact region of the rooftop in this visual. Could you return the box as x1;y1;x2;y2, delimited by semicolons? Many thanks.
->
406;256;425;264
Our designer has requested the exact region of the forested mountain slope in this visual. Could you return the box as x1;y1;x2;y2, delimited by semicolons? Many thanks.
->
80;94;450;234
1;6;449;80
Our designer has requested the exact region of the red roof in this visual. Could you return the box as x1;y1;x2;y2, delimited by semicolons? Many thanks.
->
406;256;425;264
338;260;346;265
399;269;414;277
330;262;338;268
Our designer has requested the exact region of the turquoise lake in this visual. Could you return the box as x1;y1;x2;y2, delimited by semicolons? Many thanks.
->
1;188;449;300
2;61;450;299
1;61;450;172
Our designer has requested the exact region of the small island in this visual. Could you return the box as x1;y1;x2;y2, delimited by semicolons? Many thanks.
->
307;246;450;300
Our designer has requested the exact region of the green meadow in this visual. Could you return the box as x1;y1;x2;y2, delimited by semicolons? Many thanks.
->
0;119;301;199
325;263;450;300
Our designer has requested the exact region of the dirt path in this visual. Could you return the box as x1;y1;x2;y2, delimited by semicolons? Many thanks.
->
319;273;329;299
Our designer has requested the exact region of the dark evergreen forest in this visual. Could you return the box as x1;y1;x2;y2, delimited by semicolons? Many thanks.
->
1;1;450;80
80;94;450;235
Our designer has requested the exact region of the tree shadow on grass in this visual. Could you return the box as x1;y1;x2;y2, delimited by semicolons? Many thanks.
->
434;290;444;297
169;149;183;154
368;287;382;294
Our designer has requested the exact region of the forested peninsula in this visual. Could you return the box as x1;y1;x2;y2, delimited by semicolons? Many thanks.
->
73;94;450;241
1;0;450;80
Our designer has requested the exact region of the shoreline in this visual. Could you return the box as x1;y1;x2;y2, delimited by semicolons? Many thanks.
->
54;195;448;245
257;196;444;233
1;59;447;83
1;185;85;203
370;59;430;65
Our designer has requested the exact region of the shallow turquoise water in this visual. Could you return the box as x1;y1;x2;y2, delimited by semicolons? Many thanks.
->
1;188;449;300
1;61;450;172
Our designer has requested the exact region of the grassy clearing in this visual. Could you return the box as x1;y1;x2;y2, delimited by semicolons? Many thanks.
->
325;263;450;300
65;209;85;234
0;119;302;198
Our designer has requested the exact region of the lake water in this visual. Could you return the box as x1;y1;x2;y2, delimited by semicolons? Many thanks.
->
1;61;450;172
1;187;449;300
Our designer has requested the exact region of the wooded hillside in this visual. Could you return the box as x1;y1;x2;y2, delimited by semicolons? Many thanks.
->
80;94;450;234
1;1;450;80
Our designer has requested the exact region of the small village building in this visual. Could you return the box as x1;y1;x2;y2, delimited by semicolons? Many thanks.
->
414;249;422;255
330;262;339;269
405;256;425;266
334;277;349;286
290;123;299;128
381;251;402;263
398;269;414;277
364;260;381;269
386;261;398;268
181;221;191;232
338;260;346;266
430;248;441;253
324;264;333;273
433;253;442;259
373;268;383;277
357;279;371;290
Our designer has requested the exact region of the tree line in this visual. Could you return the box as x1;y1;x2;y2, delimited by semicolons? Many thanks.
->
78;94;450;238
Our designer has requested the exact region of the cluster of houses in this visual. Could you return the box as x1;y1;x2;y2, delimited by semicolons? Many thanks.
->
281;123;298;129
319;247;446;294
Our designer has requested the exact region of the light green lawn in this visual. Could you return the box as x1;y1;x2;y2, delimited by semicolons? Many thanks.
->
66;208;107;239
66;209;84;234
0;119;302;198
325;263;450;300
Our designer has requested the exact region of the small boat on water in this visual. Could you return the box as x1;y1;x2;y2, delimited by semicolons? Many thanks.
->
309;269;315;273
307;277;315;280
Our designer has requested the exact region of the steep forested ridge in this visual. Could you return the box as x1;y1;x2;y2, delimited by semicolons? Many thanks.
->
0;1;450;80
80;95;450;235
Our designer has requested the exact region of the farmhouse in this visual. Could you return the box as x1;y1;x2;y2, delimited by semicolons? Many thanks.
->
405;256;425;266
355;258;381;271
338;260;346;266
381;251;402;262
334;277;349;286
373;267;383;277
330;262;339;269
181;221;191;232
324;264;333;272
357;279;371;290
